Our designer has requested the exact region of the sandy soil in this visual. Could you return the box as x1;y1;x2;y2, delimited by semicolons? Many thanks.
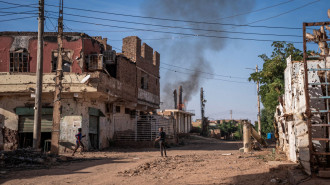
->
0;136;306;185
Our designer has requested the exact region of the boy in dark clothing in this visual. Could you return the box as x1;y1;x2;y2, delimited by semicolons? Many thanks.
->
72;128;86;156
155;127;167;157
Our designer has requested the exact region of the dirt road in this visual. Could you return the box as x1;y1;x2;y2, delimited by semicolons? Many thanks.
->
0;136;305;185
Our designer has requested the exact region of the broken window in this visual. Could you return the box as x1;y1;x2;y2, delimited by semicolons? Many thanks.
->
105;103;113;114
10;50;29;72
103;50;116;64
88;54;103;71
130;110;136;118
52;50;72;72
141;72;148;90
125;108;130;114
116;106;121;113
104;50;117;78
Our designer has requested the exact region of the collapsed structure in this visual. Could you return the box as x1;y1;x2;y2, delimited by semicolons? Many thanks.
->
0;32;162;152
275;18;330;176
275;56;330;175
158;85;195;135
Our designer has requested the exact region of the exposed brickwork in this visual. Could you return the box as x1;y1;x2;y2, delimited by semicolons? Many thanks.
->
122;36;141;63
141;43;153;63
3;127;18;151
116;56;137;89
121;36;160;97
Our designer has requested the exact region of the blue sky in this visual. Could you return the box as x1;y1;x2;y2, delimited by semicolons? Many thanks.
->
1;0;329;122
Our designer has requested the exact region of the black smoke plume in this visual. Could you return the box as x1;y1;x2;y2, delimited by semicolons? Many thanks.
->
142;0;255;109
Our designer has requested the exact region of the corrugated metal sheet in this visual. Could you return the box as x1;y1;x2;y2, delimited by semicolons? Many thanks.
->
18;115;53;133
89;115;98;134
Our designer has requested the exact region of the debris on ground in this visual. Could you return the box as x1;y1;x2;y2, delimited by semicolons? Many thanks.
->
221;153;233;156
0;148;82;174
119;154;206;177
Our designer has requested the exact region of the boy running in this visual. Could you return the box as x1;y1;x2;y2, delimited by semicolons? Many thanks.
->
72;128;86;156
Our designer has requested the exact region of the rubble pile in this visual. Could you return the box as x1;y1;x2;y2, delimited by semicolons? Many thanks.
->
0;148;58;171
119;154;206;177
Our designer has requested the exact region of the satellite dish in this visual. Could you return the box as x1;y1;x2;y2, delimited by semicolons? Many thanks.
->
80;74;90;83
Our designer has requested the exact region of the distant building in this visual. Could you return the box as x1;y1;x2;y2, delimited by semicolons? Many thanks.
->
158;109;194;134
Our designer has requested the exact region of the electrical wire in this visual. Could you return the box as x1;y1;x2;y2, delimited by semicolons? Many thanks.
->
160;66;252;84
0;3;37;10
42;2;305;30
0;10;37;17
46;16;303;43
249;0;320;25
206;0;295;21
161;63;247;79
0;16;37;23
44;10;302;38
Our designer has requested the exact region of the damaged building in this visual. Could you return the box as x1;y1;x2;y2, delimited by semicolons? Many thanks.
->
0;32;162;152
275;56;330;175
158;86;195;134
275;20;330;176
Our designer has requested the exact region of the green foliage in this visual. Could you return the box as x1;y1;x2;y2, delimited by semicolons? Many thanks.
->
249;41;303;137
218;121;239;140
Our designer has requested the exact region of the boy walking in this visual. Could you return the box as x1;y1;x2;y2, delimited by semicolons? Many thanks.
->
155;127;167;157
72;128;86;156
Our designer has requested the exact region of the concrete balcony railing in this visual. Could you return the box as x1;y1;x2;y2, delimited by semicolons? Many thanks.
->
137;88;160;108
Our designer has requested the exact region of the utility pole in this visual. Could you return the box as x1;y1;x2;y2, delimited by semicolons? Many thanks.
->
230;110;232;122
33;0;44;150
200;87;207;136
256;65;261;136
51;0;64;155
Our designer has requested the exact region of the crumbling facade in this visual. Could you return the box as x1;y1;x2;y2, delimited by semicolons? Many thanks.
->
0;32;160;152
158;109;194;134
275;56;330;175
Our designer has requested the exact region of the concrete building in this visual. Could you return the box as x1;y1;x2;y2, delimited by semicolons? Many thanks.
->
275;56;330;175
158;109;194;134
0;32;160;152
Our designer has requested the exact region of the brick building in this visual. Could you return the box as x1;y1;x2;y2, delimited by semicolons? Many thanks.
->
0;32;160;152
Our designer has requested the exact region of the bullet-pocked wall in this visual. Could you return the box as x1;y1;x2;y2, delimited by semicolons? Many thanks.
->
0;32;161;152
0;32;85;74
0;92;112;152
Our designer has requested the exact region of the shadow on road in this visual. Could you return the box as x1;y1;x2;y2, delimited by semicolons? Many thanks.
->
0;157;129;184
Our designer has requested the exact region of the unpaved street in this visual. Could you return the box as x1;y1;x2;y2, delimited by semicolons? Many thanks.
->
0;136;299;185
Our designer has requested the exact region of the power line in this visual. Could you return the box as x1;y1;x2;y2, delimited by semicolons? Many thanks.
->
0;3;37;10
0;10;37;17
46;16;303;43
0;16;37;23
206;0;295;21
161;63;247;79
44;10;302;38
42;3;304;30
160;66;252;84
138;0;297;32
248;0;320;25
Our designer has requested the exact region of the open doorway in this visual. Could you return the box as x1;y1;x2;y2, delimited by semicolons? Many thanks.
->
18;113;52;150
89;115;99;149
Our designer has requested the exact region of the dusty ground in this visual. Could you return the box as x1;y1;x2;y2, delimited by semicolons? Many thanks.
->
0;136;327;185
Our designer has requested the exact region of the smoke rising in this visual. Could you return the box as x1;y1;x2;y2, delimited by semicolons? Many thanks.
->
142;0;255;109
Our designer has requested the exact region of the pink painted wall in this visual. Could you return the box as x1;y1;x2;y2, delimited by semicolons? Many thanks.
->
0;37;14;72
0;35;87;73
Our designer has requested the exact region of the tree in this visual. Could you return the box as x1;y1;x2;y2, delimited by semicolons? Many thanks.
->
249;41;303;137
218;121;238;140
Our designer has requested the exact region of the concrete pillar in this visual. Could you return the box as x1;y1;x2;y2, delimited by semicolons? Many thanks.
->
243;120;252;152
